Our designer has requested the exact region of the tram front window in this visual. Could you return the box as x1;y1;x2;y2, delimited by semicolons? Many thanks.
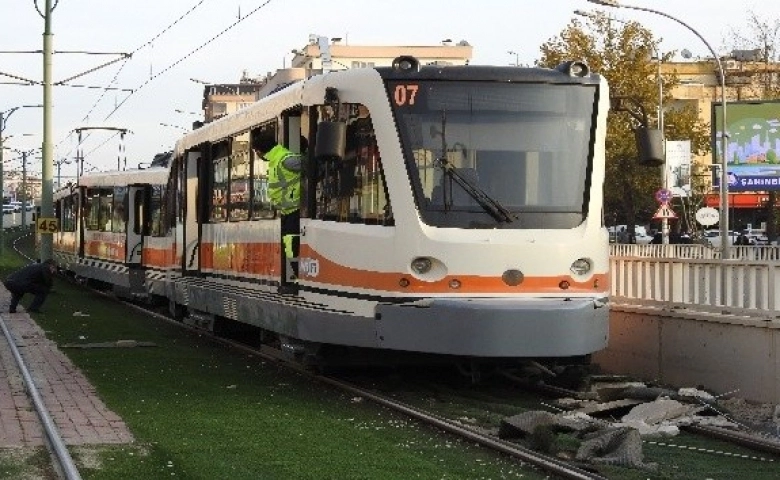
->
390;81;598;229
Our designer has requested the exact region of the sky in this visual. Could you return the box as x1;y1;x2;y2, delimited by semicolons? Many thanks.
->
0;0;776;179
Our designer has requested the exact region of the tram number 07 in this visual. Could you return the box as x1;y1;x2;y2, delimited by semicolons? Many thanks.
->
393;84;419;106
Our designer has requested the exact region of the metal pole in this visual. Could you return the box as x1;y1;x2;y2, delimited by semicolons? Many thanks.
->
657;50;669;245
41;0;54;261
21;151;27;229
0;111;5;255
588;0;730;258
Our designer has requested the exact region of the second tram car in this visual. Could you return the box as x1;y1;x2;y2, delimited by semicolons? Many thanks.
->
54;57;615;364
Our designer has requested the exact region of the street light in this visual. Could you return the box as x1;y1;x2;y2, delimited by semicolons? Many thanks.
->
507;50;520;66
587;0;730;259
575;8;671;244
0;104;43;254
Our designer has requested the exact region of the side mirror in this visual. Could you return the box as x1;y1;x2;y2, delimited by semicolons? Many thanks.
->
635;127;665;167
315;121;347;161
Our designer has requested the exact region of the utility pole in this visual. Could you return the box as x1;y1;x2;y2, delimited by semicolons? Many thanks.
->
21;150;27;229
40;0;54;261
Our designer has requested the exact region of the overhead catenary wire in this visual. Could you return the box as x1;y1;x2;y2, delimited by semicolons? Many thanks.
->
103;0;277;122
80;0;213;123
66;0;214;160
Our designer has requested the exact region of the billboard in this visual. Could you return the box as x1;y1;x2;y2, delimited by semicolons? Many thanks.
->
712;100;780;191
665;140;691;197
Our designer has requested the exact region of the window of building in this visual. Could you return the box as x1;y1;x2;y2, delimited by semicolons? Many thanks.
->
351;61;375;69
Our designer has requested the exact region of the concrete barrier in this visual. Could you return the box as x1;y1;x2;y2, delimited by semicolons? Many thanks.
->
594;305;780;404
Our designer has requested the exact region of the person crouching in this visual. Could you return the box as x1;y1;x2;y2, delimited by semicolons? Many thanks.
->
3;259;56;313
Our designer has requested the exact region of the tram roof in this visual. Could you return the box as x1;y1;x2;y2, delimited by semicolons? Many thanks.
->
78;166;170;188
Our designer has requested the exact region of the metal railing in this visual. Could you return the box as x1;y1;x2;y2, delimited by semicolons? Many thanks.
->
609;244;780;319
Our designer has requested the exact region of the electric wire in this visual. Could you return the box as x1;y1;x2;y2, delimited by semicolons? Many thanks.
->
58;0;214;165
103;0;276;122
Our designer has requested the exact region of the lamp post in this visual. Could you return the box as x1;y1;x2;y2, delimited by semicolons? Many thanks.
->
575;8;670;244
0;105;43;254
588;0;730;259
507;50;520;66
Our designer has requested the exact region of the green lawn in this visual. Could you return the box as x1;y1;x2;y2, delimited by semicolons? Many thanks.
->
2;230;544;479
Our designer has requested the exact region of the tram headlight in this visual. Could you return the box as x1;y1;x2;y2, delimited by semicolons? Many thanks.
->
570;258;593;276
411;257;433;274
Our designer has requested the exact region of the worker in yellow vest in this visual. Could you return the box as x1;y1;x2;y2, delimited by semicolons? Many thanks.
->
252;132;302;287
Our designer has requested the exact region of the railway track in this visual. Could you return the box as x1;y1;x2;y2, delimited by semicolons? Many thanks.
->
0;315;82;480
114;296;607;480
10;232;780;478
56;270;780;478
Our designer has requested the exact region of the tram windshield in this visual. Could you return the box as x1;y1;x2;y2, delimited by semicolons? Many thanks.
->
389;81;598;229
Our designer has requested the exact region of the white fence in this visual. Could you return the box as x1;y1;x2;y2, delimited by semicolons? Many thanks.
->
609;244;780;319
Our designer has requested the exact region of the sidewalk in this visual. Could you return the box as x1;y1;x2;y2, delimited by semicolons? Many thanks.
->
0;287;133;447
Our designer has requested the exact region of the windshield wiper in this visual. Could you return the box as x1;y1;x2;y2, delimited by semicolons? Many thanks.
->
433;109;516;223
437;159;516;223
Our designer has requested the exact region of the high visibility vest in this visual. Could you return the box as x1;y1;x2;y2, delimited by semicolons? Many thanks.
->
266;145;301;215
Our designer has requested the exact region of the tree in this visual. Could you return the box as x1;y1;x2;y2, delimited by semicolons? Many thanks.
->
538;12;709;236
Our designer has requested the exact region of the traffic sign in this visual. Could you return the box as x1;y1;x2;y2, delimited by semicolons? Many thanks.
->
36;217;59;233
652;204;677;220
655;188;673;204
695;207;719;226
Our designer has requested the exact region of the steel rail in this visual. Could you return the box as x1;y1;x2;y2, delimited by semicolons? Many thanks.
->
109;297;607;480
0;316;83;479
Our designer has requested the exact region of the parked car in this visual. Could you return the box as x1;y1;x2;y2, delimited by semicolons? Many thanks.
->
704;229;739;248
608;225;653;244
2;204;15;215
10;201;32;212
744;229;769;245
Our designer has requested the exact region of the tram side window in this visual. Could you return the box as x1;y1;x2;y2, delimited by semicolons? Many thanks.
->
112;186;126;233
250;123;276;219
149;185;165;237
100;190;113;232
84;188;114;231
210;142;230;222
229;132;250;221
59;195;76;232
314;103;392;225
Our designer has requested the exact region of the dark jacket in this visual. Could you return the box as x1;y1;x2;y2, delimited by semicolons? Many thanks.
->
4;262;54;291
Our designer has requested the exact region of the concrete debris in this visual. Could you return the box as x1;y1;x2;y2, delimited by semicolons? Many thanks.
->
621;398;695;425
613;420;680;437
499;411;557;438
499;410;604;439
678;387;716;402
576;427;656;470
621;386;678;401
575;398;645;416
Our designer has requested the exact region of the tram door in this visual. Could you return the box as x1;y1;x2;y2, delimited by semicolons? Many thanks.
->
126;185;146;294
183;151;200;274
126;185;145;264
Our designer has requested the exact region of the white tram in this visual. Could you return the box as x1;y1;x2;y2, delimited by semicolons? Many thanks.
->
55;57;615;363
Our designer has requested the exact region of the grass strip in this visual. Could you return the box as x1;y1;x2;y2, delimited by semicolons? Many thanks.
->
3;231;543;479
